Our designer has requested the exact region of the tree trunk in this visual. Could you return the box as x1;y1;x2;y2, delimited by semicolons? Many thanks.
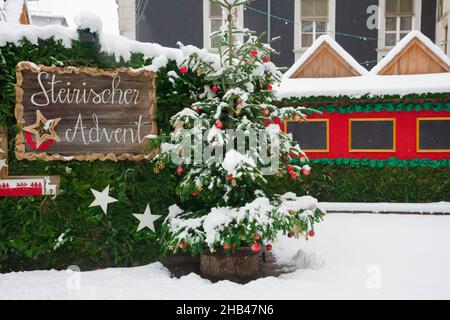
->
200;247;260;281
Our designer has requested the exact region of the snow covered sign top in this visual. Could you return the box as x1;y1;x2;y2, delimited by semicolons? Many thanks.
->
14;62;158;161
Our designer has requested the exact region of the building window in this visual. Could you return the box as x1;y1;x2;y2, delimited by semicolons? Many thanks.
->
203;0;243;51
417;118;450;152
384;0;414;47
300;0;329;47
285;119;330;153
349;119;396;152
294;0;335;59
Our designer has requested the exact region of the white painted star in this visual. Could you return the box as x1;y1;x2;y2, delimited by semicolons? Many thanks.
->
0;159;8;171
0;137;4;154
133;204;162;232
89;185;118;214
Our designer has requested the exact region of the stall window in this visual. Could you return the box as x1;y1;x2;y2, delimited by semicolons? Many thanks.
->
417;118;450;152
285;119;329;152
349;119;396;152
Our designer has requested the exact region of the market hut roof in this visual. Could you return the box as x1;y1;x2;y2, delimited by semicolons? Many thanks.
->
284;35;368;79
371;31;450;75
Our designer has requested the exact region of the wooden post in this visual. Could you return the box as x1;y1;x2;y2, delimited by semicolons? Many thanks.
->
0;127;7;178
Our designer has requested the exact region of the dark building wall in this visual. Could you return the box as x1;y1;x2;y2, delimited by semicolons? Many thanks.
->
421;0;437;41
270;0;295;67
335;0;379;70
244;0;268;40
137;0;203;48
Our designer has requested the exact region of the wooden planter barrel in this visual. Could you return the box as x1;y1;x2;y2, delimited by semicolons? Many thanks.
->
200;247;260;281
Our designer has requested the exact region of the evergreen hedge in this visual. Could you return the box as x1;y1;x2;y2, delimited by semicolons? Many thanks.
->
0;32;448;272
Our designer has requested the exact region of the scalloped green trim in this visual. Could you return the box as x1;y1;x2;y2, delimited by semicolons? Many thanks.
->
291;157;450;168
302;102;450;114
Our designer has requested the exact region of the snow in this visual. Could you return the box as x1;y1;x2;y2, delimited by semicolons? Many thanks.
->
4;0;22;23
371;31;450;75
276;72;450;99
1;214;450;299
221;149;256;175
320;202;450;214
74;11;103;33
284;35;369;79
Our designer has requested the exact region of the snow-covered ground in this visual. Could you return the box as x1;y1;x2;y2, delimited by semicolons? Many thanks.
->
1;214;450;300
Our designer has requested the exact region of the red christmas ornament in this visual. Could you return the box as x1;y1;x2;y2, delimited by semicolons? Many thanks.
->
179;241;188;249
287;232;294;238
236;98;243;105
287;166;294;173
302;167;311;176
176;165;184;175
251;242;261;252
215;120;223;129
250;49;258;56
192;191;198;197
226;174;234;181
266;84;273;91
223;243;231;251
266;244;273;251
179;65;188;75
253;233;260;241
309;230;315;237
212;85;219;93
195;107;201;113
262;56;270;63
290;172;297;180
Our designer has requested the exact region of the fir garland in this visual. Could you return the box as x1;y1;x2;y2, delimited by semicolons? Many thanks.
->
291;157;450;168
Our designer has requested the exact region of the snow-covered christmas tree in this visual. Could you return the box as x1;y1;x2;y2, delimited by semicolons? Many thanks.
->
153;0;325;259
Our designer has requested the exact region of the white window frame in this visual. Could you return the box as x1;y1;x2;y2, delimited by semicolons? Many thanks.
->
294;0;336;60
203;0;244;52
377;0;422;60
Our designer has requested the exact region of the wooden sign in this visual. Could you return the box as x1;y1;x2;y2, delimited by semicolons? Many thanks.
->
0;176;60;197
15;62;158;161
0;127;7;178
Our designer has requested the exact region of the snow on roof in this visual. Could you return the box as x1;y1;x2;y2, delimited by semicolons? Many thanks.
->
0;21;220;70
370;31;450;75
276;72;450;99
284;35;368;78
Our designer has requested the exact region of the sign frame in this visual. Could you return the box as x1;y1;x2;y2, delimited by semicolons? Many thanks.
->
348;118;397;153
416;117;450;153
14;62;158;162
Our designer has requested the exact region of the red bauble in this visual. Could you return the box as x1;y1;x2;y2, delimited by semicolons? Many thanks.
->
226;174;233;181
266;244;273;251
262;56;270;63
287;166;294;173
302;167;311;176
287;232;294;238
212;85;219;93
176;165;184;175
251;242;261;252
309;230;315;237
179;66;188;75
267;84;273;91
236;98;243;105
250;49;258;56
215;120;223;129
253;233;260;241
195;107;201;113
179;241;188;249
223;243;231;251
192;191;198;197
290;172;297;180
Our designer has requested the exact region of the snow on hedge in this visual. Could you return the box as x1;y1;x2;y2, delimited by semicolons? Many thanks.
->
0;17;219;72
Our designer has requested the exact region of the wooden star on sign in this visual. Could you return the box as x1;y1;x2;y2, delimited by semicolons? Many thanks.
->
23;110;61;148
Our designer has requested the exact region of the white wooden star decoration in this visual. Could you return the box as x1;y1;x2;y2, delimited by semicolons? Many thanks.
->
0;159;8;171
133;204;162;232
89;185;118;214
